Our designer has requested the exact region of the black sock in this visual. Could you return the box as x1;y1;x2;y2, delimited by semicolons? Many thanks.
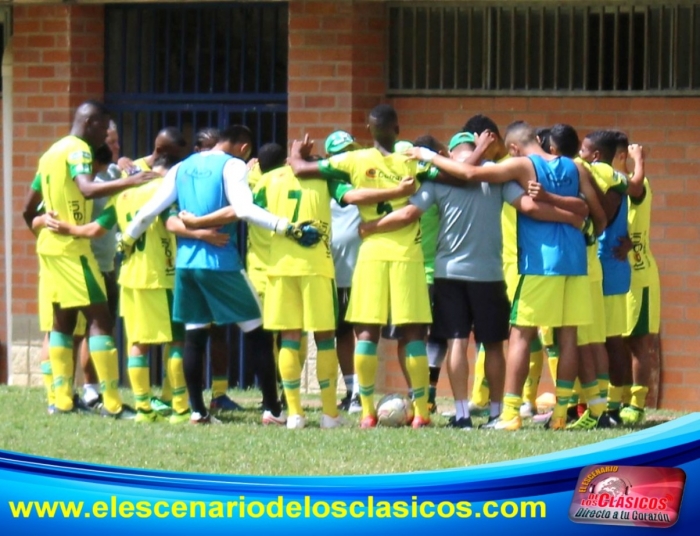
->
246;327;281;415
429;366;441;385
184;328;209;416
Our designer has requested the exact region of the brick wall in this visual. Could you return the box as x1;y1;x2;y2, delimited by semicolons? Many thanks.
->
7;4;104;384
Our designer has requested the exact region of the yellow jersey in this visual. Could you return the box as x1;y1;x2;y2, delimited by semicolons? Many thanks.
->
497;155;518;265
36;136;94;257
247;163;272;274
96;178;176;289
627;178;657;288
254;166;346;278
318;147;438;262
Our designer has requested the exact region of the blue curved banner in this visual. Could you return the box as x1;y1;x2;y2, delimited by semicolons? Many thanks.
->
2;414;700;534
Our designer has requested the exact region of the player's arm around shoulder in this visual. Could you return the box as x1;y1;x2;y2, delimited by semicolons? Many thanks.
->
575;161;607;236
337;175;417;206
357;182;431;238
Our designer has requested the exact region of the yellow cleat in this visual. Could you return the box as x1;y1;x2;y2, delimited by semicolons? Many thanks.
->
493;415;522;431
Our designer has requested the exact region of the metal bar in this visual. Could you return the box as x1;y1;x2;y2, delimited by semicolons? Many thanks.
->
439;8;444;89
121;8;128;94
690;6;695;88
225;6;231;93
569;6;574;90
485;7;492;89
465;7;471;89
658;6;663;90
539;7;544;89
629;6;634;90
553;6;559;88
271;7;277;93
194;8;202;93
525;7;530;90
583;6;589;89
256;7;262;93
136;8;143;93
613;5;619;90
209;9;216;93
644;6;649;90
398;7;404;89
412;6;417;89
165;10;172;93
598;6;604;91
495;8;501;89
150;8;156;94
240;7;247;93
146;110;152;152
385;87;700;97
510;8;516;90
180;8;186;93
456;7;462;89
672;5;678;89
425;8;430;88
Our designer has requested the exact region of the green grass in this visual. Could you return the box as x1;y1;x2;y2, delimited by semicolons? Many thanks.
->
0;386;684;477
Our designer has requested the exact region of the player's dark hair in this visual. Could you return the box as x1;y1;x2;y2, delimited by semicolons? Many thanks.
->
549;124;580;158
611;130;630;153
369;104;398;128
80;100;110;118
537;128;552;154
93;144;113;165
504;121;538;145
219;124;253;146
195;127;220;150
585;130;618;164
158;127;187;148
152;155;174;171
258;143;287;173
413;134;443;152
462;114;501;138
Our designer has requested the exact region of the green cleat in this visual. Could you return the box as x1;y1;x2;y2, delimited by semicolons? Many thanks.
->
620;406;645;426
135;409;165;423
169;410;192;425
150;397;173;416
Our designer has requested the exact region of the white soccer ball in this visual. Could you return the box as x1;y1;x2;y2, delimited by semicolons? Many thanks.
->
376;393;414;427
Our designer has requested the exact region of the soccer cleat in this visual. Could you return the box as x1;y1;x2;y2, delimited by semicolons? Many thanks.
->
468;401;489;417
360;415;378;429
135;409;164;424
321;414;346;429
209;395;244;413
190;412;221;425
532;410;553;423
519;402;535;419
447;417;473;430
427;401;438;415
479;415;500;429
411;415;431;429
544;416;567;430
169;410;191;425
620;406;645;426
493;415;522;431
337;393;352;411
348;394;362;414
607;408;622;426
262;409;287;426
99;403;137;420
566;409;598;430
566;406;580;423
84;394;103;410
150;397;172;416
286;414;306;430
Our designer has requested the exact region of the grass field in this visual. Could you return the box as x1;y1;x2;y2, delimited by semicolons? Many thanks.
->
0;386;683;476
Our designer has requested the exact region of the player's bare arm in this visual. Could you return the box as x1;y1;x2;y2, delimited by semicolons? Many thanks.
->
341;176;417;206
511;195;585;229
575;161;608;236
179;207;238;229
357;204;424;238
75;170;159;199
44;213;106;239
527;181;590;217
626;144;646;199
165;215;230;247
288;135;323;178
22;189;44;234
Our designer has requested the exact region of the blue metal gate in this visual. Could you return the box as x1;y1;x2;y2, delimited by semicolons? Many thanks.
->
104;2;289;389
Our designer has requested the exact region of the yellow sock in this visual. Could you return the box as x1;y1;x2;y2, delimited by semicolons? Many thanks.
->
40;360;55;408
570;378;582;407
470;344;489;407
298;333;308;368
608;384;623;411
128;354;152;412
630;384;649;410
405;341;430;420
211;377;228;399
582;381;605;417
354;340;378;419
547;356;559;384
597;374;610;399
502;393;522;421
167;346;189;414
279;340;303;416
553;380;574;420
160;344;172;402
523;339;544;406
89;335;122;414
316;339;339;418
622;384;633;406
49;332;74;412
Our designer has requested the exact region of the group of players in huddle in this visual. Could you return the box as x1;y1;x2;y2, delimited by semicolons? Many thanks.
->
23;99;658;431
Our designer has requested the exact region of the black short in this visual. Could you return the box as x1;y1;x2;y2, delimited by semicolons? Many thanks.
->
102;270;119;331
432;278;510;343
336;287;353;338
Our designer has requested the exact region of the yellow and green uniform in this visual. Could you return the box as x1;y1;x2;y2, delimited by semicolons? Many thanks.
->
253;165;346;418
317;148;437;421
35;135;122;414
246;163;273;301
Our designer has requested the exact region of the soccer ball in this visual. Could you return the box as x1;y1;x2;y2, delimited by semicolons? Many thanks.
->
376;393;414;427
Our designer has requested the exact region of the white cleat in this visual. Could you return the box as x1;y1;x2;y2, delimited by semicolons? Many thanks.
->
286;414;306;430
262;410;287;426
320;413;346;429
519;402;535;419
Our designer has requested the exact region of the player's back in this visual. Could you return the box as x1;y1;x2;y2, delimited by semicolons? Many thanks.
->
174;151;241;271
247;162;273;273
627;178;656;287
257;165;333;278
36;135;94;257
517;155;586;276
109;178;176;289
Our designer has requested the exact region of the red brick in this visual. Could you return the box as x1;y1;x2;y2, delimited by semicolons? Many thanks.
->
42;49;71;64
27;65;55;79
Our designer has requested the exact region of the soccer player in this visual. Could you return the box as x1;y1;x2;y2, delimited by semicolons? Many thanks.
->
120;125;314;424
44;159;191;423
118;127;187;174
407;121;607;430
194;128;220;153
34;101;158;417
289;104;443;428
612;133;657;425
579;131;644;424
364;129;588;429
